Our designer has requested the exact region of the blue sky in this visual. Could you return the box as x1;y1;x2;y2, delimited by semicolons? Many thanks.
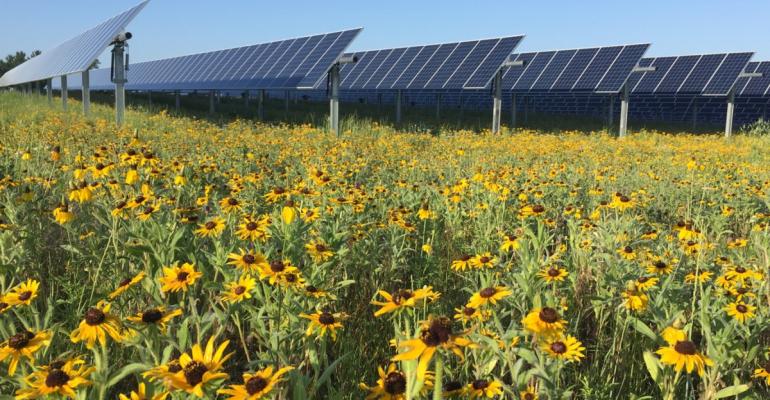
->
1;0;769;66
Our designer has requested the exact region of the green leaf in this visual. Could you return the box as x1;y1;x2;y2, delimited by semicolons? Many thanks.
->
642;351;660;384
106;363;148;388
630;317;657;341
714;384;750;399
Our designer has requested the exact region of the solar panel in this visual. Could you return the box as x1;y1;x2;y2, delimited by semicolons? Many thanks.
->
338;36;524;91
54;28;362;91
0;1;149;87
502;44;650;93
630;53;753;95
735;61;770;96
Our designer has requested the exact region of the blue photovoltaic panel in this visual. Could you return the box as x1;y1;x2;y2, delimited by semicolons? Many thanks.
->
738;61;770;96
702;53;753;95
594;44;649;92
503;44;649;93
0;1;149;87
54;28;362;91
624;58;652;90
340;35;524;90
733;62;758;95
632;53;753;95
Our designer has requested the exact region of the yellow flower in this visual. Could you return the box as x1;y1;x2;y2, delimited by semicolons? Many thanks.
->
218;366;294;399
684;270;713;284
467;286;511;309
617;245;636;260
70;301;124;348
125;168;139;184
724;301;756;323
537;266;568;283
118;382;169;400
305;239;334;263
392;316;475;380
753;361;770;385
15;358;94;399
281;203;297;224
656;340;713;376
53;204;75;224
236;215;271;241
359;363;433;399
635;276;659;291
257;259;298;285
159;263;202;293
661;325;686;346
453;306;490;324
451;255;473;271
126;307;183;332
300;311;347;340
166;337;232;397
520;385;539;399
221;275;256;304
522;307;567;338
541;335;585;362
109;271;147;299
227;249;269;273
469;253;497;269
467;378;503;399
219;197;243;213
0;329;51;375
499;234;521;252
195;216;226;238
372;287;440;317
621;284;649;312
609;192;635;210
5;279;40;306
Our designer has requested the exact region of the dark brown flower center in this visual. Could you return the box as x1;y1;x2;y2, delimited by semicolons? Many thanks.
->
17;291;32;301
228;198;238;206
463;307;476;316
654;261;667;269
205;221;216;230
85;308;106;325
234;286;246;295
550;341;567;354
421;317;452;346
460;254;471;261
315;244;327;252
479;287;497;298
638;276;649;283
183;361;208;386
472;379;490;390
736;304;748;313
246;222;258;231
539;307;559;323
116;201;127;209
619;195;630;202
383;371;407;394
142;309;163;324
479;256;490;263
270;260;285;272
532;205;545;213
674;340;697;355
524;393;535;400
246;376;268;395
624;246;633;253
177;272;189;282
318;312;335;325
444;380;463;391
45;369;70;387
735;266;746;273
305;285;318;293
394;290;414;304
8;331;34;349
167;360;182;373
284;274;297;283
548;267;561;277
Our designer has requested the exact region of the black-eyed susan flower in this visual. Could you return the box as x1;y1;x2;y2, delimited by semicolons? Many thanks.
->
519;204;545;218
277;271;306;289
647;259;674;275
372;287;440;317
5;279;39;306
166;337;232;397
118;382;168;400
470;253;497;269
236;215;271;241
53;204;74;224
541;335;585;362
453;306;490;324
500;234;521;252
635;276;659;291
218;366;294;399
443;380;465;397
219;197;243;213
656;340;713;376
227;249;269;273
221;275;256;304
617;245;636;260
358;363;431;399
15;358;94;399
127;307;183;331
537;266;568;283
392;316;475;380
520;384;539;399
753;361;770;385
684;270;713;284
159;263;202;293
724;301;756;323
305;239;334;263
467;286;512;309
264;187;289;203
195;216;226;238
661;323;686;346
109;271;147;299
70;301;124;349
621;282;648;312
0;329;51;375
451;255;473;271
725;265;763;283
300;207;320;223
257;259;298;285
300;310;346;340
467;378;503;399
609;192;635;210
522;307;567;338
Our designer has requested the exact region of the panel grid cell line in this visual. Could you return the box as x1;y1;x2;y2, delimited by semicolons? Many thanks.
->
499;53;527;89
0;0;149;87
344;51;381;88
631;57;677;93
654;56;700;93
677;54;725;93
626;58;654;92
734;62;758;96
703;52;753;95
392;45;440;88
223;44;266;88
261;38;310;88
378;47;423;89
550;48;600;91
364;48;407;89
741;62;770;96
251;40;294;87
594;44;650;93
190;50;228;89
443;39;498;88
351;50;391;89
177;51;218;85
199;48;239;88
464;36;524;89
295;29;361;88
153;56;189;88
531;50;577;91
207;46;249;86
513;52;556;91
424;41;477;89
572;46;623;90
267;37;317;88
410;43;458;89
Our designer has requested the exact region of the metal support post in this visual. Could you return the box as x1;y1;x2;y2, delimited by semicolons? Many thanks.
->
209;91;215;115
61;75;68;111
619;84;630;138
112;42;127;126
608;95;615;131
725;90;735;138
329;64;341;136
82;70;90;116
492;70;502;134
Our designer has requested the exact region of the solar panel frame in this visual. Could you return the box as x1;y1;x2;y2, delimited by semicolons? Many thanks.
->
632;53;753;96
0;1;149;87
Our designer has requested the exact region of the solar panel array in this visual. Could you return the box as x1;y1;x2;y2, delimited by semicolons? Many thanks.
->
55;28;362;91
626;53;753;96
501;44;650;93
0;1;148;87
337;36;524;90
734;61;770;97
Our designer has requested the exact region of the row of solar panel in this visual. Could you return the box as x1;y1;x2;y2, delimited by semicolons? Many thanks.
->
626;53;753;96
0;1;148;86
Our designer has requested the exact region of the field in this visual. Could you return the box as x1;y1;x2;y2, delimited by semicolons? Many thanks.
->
1;92;770;399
